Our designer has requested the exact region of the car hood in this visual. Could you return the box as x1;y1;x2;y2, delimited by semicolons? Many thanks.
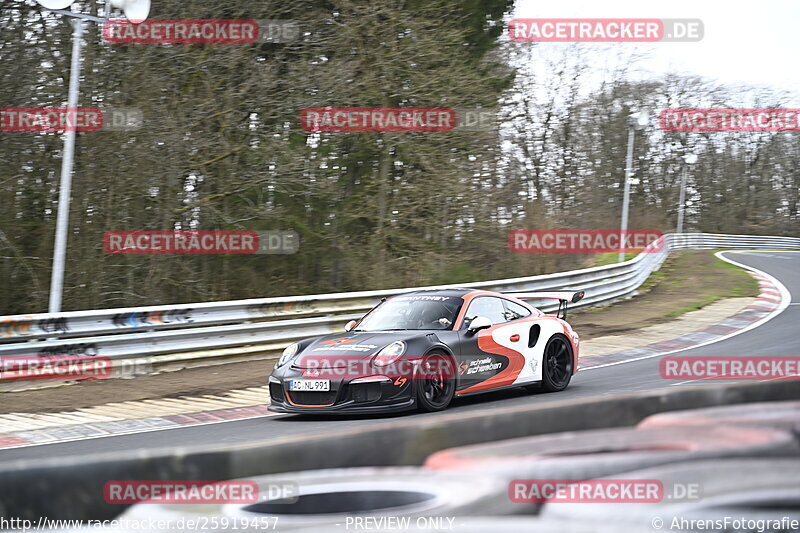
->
292;331;432;369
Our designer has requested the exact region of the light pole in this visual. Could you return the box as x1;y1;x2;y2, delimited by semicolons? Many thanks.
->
48;16;85;314
619;109;649;262
676;153;697;234
38;0;150;313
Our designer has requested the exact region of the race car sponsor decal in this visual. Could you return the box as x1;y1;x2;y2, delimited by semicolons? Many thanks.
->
318;337;358;345
311;344;378;352
459;356;503;375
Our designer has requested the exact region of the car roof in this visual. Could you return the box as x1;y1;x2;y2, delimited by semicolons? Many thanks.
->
393;288;475;298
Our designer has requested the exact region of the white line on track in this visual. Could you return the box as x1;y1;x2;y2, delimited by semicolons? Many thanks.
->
669;380;699;386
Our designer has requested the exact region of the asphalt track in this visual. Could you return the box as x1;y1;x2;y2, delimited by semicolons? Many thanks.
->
1;251;797;464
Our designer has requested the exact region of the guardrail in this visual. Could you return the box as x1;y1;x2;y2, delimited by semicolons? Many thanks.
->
0;233;798;366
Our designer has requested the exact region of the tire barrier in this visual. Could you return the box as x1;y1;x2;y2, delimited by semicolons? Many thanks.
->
119;468;517;531
424;425;799;482
4;380;800;521
638;400;800;441
539;459;800;528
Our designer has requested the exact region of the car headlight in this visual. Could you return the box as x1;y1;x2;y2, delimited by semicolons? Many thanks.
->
373;341;406;367
277;342;299;368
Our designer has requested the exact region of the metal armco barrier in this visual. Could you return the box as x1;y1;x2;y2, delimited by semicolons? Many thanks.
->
0;233;798;365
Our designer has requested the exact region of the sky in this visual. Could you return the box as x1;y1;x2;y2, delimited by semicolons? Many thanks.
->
512;0;800;98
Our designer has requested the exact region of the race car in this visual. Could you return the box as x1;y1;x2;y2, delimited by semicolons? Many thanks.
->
268;288;583;414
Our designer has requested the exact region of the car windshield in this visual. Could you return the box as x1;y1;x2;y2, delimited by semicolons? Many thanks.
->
356;295;463;331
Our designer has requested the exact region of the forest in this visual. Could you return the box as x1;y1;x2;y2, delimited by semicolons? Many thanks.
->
1;0;798;314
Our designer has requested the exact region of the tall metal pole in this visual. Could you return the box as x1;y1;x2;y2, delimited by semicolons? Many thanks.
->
48;19;84;313
676;163;688;234
619;121;635;262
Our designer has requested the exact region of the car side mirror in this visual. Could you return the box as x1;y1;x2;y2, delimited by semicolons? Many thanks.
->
467;316;492;334
344;320;357;332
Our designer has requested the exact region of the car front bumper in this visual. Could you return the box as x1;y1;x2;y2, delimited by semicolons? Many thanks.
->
267;371;417;415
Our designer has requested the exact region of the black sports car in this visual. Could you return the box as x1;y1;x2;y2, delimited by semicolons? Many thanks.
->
268;288;583;414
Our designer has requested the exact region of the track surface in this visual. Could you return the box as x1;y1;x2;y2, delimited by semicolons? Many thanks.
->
1;251;797;464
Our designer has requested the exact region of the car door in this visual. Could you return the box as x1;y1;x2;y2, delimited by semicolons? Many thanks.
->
455;296;511;392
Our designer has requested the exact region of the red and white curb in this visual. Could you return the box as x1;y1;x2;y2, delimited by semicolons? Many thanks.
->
582;251;792;370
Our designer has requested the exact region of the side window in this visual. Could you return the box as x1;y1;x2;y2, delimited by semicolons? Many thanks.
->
503;300;531;322
464;297;507;327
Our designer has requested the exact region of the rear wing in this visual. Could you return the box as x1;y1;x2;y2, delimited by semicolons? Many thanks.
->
508;291;585;304
505;291;585;320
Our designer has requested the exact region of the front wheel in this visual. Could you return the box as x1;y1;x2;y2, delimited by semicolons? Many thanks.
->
415;351;456;412
540;334;574;392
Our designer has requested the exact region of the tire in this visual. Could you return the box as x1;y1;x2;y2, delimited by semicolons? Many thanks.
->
425;425;798;515
120;467;518;530
540;334;573;392
425;425;799;478
638;400;800;440
539;459;800;525
415;351;456;412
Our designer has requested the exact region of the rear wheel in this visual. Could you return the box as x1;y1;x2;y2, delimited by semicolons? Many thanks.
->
416;351;456;412
541;334;573;392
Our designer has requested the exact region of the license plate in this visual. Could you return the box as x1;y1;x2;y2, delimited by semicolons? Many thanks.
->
289;379;330;392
